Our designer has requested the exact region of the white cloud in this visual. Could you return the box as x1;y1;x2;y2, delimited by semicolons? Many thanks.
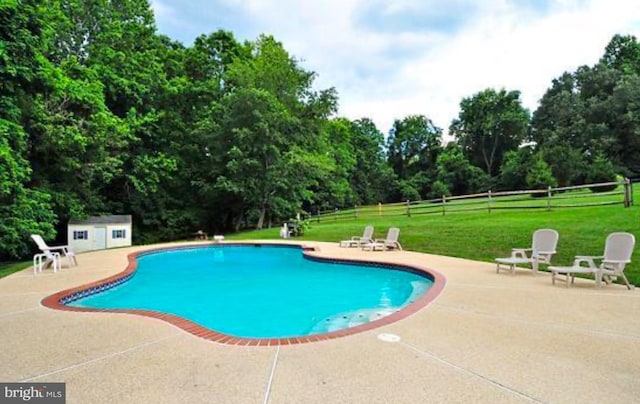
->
150;0;182;28
152;0;640;136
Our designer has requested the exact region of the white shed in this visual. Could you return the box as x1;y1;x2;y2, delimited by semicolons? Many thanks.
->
67;215;133;253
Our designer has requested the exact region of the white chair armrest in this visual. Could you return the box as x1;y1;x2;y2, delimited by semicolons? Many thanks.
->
511;248;531;259
575;255;604;260
572;256;599;268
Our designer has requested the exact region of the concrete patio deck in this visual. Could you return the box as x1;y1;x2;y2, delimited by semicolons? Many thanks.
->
1;241;639;404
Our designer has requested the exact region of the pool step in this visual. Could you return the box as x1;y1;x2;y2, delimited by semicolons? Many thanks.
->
309;308;398;334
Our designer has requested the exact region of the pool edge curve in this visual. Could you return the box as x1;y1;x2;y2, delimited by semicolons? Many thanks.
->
41;242;446;346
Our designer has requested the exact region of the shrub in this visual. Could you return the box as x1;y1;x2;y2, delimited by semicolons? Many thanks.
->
526;156;557;196
287;217;310;237
586;154;618;192
428;180;451;199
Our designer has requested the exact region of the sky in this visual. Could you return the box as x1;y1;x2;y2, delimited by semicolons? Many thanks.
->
150;0;640;136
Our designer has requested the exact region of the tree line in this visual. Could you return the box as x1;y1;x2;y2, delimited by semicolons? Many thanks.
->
2;0;639;259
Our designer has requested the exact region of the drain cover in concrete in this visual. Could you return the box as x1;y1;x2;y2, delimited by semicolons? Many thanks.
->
377;333;401;343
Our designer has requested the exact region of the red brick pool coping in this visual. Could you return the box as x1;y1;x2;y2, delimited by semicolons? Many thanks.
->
41;243;446;346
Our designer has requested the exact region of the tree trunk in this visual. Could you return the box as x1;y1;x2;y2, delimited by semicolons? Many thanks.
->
233;213;244;232
256;204;266;229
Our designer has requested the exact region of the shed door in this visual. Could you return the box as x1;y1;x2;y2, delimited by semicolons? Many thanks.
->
92;227;107;250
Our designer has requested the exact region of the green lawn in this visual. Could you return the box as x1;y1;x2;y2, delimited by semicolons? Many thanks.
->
0;260;31;278
227;202;640;286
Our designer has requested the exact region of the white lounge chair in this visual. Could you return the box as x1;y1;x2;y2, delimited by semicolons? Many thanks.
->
31;234;77;268
549;232;635;289
362;227;402;251
340;225;374;248
495;229;559;274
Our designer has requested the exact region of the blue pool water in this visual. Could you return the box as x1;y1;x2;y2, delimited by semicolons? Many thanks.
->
69;245;433;338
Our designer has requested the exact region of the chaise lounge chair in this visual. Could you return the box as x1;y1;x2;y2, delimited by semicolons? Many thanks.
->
495;229;559;274
549;232;635;289
362;227;402;251
340;225;374;248
31;234;78;268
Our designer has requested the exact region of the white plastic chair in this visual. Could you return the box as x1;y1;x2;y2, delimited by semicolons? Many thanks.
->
340;225;374;248
549;232;635;289
31;234;77;268
279;223;289;239
495;229;559;274
362;227;402;251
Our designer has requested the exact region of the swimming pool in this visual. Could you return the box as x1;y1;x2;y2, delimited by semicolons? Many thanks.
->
47;244;442;344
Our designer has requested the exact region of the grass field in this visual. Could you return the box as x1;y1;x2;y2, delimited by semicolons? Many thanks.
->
228;198;640;286
0;260;32;278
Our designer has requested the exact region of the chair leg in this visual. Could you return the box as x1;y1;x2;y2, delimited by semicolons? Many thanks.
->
66;254;78;267
595;272;603;288
33;254;43;275
620;274;634;290
53;253;60;272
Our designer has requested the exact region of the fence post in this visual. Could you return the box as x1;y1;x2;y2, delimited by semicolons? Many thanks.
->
442;195;446;216
406;200;411;217
334;208;338;222
547;186;552;211
378;202;382;216
317;210;321;223
354;205;358;219
488;190;492;214
623;178;631;207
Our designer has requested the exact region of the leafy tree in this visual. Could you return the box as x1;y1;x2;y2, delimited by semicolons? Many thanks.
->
429;180;450;199
396;180;421;201
533;35;640;177
606;74;640;175
531;72;587;149
450;88;530;176
526;156;557;191
210;36;337;229
387;115;442;179
308;118;356;210
28;60;131;221
601;34;640;75
386;115;442;199
586;153;618;192
498;147;534;191
539;144;585;187
348;118;396;204
0;121;57;259
435;144;489;197
0;0;57;257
